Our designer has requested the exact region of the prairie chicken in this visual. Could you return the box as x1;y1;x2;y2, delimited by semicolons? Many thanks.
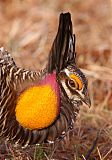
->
0;13;91;146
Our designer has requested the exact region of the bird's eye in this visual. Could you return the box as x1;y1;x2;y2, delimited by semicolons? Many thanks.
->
69;74;83;90
68;79;77;88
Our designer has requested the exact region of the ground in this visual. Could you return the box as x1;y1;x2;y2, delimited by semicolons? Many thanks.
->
0;0;112;159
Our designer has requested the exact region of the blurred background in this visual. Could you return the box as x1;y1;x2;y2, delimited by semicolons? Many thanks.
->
0;0;112;159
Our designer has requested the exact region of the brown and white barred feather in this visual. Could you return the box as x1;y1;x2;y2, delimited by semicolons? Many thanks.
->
0;47;79;146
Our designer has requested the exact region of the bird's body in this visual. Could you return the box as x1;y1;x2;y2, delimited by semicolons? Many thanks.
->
0;13;91;146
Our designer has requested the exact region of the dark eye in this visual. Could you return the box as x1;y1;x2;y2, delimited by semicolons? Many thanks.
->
68;79;76;88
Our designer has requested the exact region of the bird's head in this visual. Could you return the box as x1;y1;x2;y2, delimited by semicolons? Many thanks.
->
47;12;91;108
58;65;91;108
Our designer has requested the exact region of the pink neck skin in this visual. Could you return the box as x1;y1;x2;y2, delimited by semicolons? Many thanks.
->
40;72;60;111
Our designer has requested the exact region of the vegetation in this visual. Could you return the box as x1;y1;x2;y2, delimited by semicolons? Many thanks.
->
0;0;111;159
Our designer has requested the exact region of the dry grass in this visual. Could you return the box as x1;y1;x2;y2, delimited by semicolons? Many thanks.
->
0;0;112;159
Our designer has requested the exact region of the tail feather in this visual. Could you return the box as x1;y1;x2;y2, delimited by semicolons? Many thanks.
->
47;12;76;73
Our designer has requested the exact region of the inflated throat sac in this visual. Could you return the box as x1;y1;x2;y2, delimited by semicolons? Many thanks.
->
15;84;60;130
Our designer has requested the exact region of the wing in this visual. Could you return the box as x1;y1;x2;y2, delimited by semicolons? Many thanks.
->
0;47;41;84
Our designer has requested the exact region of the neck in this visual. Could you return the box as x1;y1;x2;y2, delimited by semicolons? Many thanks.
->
40;72;59;94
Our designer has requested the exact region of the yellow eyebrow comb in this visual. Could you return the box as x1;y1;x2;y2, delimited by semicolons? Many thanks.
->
70;74;83;90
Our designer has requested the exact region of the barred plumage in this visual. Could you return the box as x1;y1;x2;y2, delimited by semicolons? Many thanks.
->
0;13;91;147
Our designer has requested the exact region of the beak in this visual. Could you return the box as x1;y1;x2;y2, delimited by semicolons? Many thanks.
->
82;96;91;108
80;93;91;108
